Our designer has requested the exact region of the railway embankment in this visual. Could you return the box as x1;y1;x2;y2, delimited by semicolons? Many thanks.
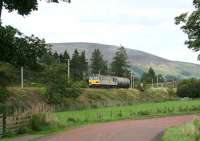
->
5;87;177;111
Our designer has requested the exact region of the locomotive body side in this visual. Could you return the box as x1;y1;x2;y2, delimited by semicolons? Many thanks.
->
89;74;130;88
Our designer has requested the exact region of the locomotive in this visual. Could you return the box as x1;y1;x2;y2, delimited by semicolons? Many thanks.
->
89;74;130;88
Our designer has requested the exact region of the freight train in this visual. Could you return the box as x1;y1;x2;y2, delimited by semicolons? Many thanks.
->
89;74;130;88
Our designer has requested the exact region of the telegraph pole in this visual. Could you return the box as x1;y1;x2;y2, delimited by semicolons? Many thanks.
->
152;79;154;87
67;59;70;80
130;73;134;89
21;66;24;89
157;75;159;88
130;74;132;89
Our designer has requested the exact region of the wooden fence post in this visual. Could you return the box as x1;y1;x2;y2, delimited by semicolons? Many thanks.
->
2;112;6;137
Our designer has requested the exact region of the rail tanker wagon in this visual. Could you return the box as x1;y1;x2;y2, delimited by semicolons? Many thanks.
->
89;74;130;88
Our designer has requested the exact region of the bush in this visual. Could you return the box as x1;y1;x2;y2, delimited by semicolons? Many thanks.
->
31;113;59;131
45;64;82;104
4;129;16;137
0;88;9;103
72;81;88;88
177;79;200;98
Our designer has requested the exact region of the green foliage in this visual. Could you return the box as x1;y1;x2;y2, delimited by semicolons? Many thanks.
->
175;0;200;58
70;49;88;81
141;67;164;84
162;120;200;141
0;0;71;23
0;63;16;87
72;81;88;88
0;88;9;103
0;0;38;18
0;25;48;67
39;50;56;65
60;50;70;64
31;113;60;131
90;49;108;74
141;67;156;83
45;64;81;104
177;79;200;98
45;64;68;103
4;129;16;137
111;46;130;77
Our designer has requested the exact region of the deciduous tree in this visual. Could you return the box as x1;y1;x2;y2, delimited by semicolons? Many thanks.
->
0;0;71;24
0;26;48;67
175;0;200;60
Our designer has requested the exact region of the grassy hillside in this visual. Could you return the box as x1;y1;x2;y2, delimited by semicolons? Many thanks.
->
51;42;200;79
74;88;176;109
5;87;47;108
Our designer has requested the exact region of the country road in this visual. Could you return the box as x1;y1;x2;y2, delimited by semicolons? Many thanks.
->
39;115;197;141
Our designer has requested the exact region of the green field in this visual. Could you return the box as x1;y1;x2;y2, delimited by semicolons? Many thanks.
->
162;120;200;141
53;100;200;126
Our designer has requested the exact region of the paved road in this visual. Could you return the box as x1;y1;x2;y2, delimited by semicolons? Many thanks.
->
40;115;197;141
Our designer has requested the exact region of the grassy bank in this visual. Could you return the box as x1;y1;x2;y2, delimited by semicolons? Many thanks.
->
59;87;177;110
54;100;200;126
5;87;177;111
162;120;200;141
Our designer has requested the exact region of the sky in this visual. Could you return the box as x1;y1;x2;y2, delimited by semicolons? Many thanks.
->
2;0;200;64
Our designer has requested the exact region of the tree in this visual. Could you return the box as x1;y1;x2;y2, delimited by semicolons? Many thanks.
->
70;49;88;81
44;64;80;104
60;50;70;64
39;50;57;65
0;0;71;23
90;49;108;74
70;49;81;81
63;50;70;61
80;51;88;79
111;46;130;77
175;0;200;59
141;67;156;83
0;26;48;67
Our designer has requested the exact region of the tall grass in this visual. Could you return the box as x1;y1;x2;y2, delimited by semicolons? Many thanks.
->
162;119;200;141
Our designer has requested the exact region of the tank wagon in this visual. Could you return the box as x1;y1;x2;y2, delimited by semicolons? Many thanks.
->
89;74;130;88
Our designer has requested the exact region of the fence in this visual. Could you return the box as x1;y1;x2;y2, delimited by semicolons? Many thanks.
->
0;114;3;137
0;103;55;137
5;111;32;133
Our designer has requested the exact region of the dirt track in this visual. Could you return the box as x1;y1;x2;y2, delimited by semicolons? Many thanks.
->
40;115;197;141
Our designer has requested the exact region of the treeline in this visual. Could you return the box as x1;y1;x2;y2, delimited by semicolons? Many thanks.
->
40;46;131;81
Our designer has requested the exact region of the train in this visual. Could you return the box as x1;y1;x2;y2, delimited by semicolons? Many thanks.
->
88;74;130;88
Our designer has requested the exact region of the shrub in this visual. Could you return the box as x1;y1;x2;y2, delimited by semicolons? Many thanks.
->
4;129;16;137
0;88;9;103
72;81;88;88
45;64;82;104
31;113;59;131
177;79;200;98
17;127;31;134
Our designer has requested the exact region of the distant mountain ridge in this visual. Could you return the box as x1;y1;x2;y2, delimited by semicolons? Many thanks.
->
50;42;200;79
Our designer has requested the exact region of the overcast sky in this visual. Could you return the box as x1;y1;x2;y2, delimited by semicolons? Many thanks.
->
2;0;200;64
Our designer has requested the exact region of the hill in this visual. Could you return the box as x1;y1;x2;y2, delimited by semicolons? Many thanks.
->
50;42;200;79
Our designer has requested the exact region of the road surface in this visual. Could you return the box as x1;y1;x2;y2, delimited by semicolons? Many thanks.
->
40;115;197;141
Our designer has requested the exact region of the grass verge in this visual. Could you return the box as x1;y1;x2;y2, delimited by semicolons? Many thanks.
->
1;99;200;141
54;99;200;126
162;120;200;141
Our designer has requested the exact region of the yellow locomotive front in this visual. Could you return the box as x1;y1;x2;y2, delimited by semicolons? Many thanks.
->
89;75;101;87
